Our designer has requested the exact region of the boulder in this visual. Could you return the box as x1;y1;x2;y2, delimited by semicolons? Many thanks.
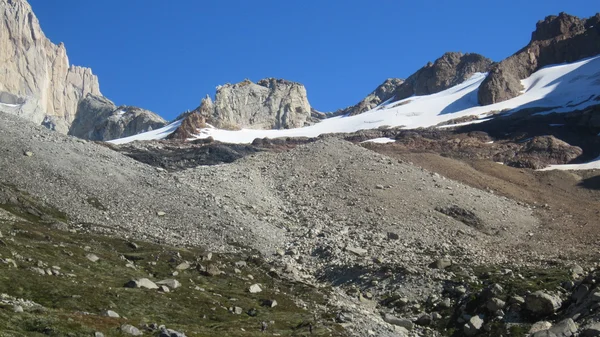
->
156;279;181;289
532;318;577;337
526;291;562;316
581;322;600;337
124;278;159;290
120;324;143;336
249;284;262;293
382;314;414;330
463;315;484;336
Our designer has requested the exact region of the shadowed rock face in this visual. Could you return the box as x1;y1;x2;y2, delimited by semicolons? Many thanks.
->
391;52;493;103
196;78;313;130
0;0;101;132
68;94;166;141
478;12;600;105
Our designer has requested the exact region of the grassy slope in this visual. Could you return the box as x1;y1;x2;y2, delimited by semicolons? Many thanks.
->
0;184;344;337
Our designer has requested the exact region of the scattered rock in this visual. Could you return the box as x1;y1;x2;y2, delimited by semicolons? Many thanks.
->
13;304;23;313
159;327;187;337
530;321;553;334
124;278;159;290
23;151;33;157
464;315;484;336
581;322;600;337
156;279;181;289
416;313;432;326
262;299;277;308
526;291;562;316
383;314;414;330
486;298;506;312
103;310;120;318
85;253;100;262
204;264;221;276
429;258;452;269
249;284;262;293
121;324;143;336
158;285;170;293
157;211;166;216
532;318;577;337
346;246;368;257
175;262;190;271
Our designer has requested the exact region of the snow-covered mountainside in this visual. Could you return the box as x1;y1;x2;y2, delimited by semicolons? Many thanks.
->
110;55;600;145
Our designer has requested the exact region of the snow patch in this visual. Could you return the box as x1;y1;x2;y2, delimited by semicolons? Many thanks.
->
107;120;183;144
361;137;396;144
540;157;600;171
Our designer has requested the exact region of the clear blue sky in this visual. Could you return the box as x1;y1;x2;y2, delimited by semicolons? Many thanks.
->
29;0;597;120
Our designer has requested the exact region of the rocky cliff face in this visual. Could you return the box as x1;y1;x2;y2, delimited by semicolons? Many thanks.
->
199;78;312;130
392;52;493;103
69;94;166;141
335;78;404;117
0;0;101;133
478;12;600;105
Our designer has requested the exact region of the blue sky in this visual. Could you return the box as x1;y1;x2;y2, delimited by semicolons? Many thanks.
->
29;0;597;121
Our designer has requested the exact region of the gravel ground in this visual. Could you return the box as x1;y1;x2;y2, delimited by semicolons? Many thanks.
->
0;112;556;336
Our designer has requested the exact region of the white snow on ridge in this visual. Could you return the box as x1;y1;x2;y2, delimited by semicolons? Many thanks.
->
361;137;396;144
110;55;600;146
541;157;600;171
108;120;183;144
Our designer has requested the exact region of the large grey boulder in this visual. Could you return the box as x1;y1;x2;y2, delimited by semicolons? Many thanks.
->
531;318;577;337
526;291;563;316
197;78;312;130
0;0;101;132
69;94;166;141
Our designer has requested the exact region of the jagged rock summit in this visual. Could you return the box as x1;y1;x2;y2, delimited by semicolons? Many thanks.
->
69;94;167;141
0;0;101;133
478;12;600;105
197;78;314;130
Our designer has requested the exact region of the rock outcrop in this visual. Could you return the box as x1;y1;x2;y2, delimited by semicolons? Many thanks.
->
0;0;101;132
167;111;206;141
198;78;312;130
391;52;492;103
335;78;404;116
69;94;166;141
478;12;600;105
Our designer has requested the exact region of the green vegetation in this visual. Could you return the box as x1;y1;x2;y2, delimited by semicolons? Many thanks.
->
0;185;343;336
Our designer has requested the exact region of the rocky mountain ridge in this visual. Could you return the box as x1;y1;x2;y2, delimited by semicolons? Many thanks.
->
68;94;167;141
478;12;600;105
0;0;100;133
0;0;168;140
